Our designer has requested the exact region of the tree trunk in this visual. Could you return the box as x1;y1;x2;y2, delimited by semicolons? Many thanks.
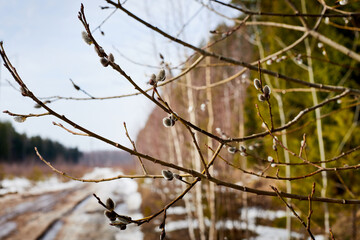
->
185;68;206;240
163;86;197;240
301;9;329;234
205;57;217;240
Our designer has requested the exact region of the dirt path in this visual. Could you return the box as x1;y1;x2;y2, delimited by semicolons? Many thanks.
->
0;168;143;240
0;184;92;240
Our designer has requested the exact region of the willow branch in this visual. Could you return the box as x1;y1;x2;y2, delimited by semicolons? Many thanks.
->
35;147;190;181
106;1;360;95
124;122;148;175
271;185;315;240
211;0;359;17
53;121;89;136
3;110;50;118
228;89;350;142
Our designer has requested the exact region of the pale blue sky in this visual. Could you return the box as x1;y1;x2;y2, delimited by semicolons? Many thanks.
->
0;0;236;151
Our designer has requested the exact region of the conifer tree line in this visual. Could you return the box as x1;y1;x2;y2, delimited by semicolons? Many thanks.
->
1;0;360;238
0;121;82;163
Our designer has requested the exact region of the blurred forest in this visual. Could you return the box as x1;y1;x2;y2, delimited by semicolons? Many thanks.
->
0;121;82;163
136;0;360;239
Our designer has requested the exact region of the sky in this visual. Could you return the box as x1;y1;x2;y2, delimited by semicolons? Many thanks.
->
0;0;236;152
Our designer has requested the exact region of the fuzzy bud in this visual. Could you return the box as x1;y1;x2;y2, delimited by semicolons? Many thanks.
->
94;46;106;57
258;94;266;102
339;0;348;5
271;163;277;168
106;198;115;211
149;74;156;85
21;87;28;96
108;53;115;62
296;54;303;64
34;103;42;109
100;58;109;67
253;78;261;90
156;69;166;82
173;173;182;180
227;146;237;154
169;113;178;122
14;116;27;123
104;210;117;221
215;128;222;134
162;117;175;128
113;223;127;230
162;170;174;181
82;31;92;45
95;46;105;57
267;156;274;162
263;85;271;99
324;17;329;25
239;145;246;152
73;84;80;91
273;136;278;145
240;152;247;157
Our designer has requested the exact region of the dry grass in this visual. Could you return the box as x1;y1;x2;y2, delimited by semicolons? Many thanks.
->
0;162;93;182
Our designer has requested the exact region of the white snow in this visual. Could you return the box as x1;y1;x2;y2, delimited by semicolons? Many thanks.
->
241;207;287;222
166;206;194;215
0;176;78;196
0;177;32;195
0;221;17;239
0;167;144;240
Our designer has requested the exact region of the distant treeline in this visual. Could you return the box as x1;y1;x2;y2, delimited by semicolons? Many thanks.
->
0;121;82;163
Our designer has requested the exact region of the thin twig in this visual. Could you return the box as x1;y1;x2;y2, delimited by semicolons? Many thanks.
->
105;0;360;94
271;185;315;240
53;122;89;136
124;122;148;175
35;147;190;182
3;110;50;118
306;183;316;231
211;0;359;17
69;78;95;98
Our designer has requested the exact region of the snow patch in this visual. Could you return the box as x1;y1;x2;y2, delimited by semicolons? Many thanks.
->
0;178;32;195
0;221;17;239
0;176;78;196
167;206;192;215
158;207;314;239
